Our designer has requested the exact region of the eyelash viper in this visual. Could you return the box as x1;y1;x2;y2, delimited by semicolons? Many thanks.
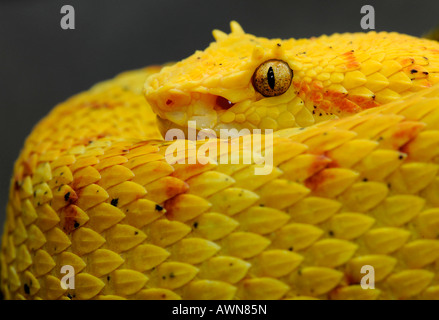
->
2;21;439;300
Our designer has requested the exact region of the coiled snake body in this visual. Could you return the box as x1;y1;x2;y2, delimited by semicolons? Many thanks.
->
2;22;439;300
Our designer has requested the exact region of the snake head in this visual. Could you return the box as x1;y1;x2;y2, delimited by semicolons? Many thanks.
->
145;21;439;139
144;21;311;138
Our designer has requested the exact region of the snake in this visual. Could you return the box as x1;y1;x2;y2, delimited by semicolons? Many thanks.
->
2;21;439;300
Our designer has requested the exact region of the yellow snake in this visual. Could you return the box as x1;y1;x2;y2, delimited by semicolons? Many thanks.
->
2;21;439;300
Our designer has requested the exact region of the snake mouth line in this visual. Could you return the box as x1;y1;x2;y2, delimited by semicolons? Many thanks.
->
153;93;240;138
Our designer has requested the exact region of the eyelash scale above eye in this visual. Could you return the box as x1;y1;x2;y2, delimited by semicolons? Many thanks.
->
252;59;293;97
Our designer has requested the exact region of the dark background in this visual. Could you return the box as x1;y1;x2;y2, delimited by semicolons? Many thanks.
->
1;0;439;228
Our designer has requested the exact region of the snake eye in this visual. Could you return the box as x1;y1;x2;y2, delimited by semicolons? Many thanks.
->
252;59;293;97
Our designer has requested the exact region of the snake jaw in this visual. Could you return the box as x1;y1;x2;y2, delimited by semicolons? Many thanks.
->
148;85;310;137
156;115;187;139
156;93;222;133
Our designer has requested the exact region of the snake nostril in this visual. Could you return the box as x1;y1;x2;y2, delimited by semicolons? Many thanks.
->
216;96;234;109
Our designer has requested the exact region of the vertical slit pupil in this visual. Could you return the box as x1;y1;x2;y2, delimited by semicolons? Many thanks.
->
267;66;275;90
